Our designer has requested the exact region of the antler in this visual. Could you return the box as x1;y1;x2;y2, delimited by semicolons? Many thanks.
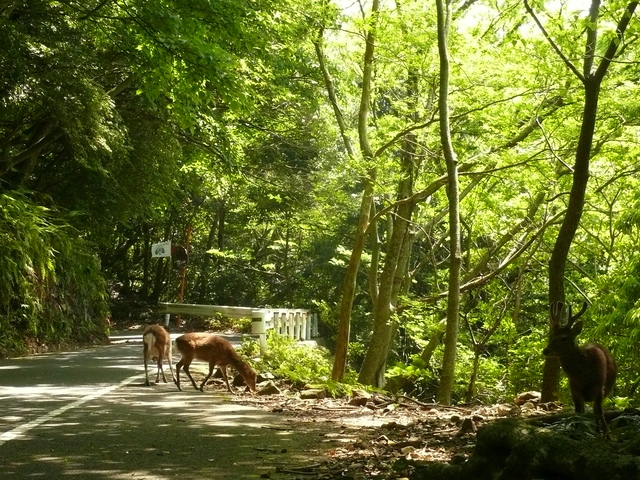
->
567;302;588;328
549;302;564;329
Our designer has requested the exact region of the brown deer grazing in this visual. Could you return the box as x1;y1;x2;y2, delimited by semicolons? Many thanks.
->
143;325;176;386
543;302;617;435
174;333;257;393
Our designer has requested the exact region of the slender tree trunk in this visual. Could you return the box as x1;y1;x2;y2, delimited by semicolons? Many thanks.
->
331;0;380;382
195;201;224;303
332;178;375;381
314;27;355;157
357;68;419;386
535;0;637;402
196;218;218;302
543;80;601;401
142;223;151;299
217;200;225;250
548;82;599;302
420;323;445;365
435;0;461;406
369;201;381;306
466;352;480;403
357;160;415;385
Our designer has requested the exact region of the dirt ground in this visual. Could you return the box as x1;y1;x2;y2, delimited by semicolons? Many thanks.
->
225;383;530;480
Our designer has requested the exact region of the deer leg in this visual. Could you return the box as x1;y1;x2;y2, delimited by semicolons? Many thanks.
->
571;388;585;414
166;348;176;384
175;358;198;391
144;352;151;387
157;355;167;383
220;365;234;393
175;359;184;391
593;392;609;436
143;348;151;386
198;362;216;392
181;361;200;391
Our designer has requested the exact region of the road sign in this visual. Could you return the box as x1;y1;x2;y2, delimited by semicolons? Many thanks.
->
151;241;171;258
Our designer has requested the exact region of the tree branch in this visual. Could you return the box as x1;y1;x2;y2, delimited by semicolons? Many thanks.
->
523;0;585;83
583;0;601;77
314;26;355;157
594;1;639;80
421;209;565;302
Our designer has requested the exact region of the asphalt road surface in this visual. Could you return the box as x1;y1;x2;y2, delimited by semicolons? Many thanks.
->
0;333;336;479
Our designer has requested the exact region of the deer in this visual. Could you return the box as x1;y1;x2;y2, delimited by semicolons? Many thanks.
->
542;302;617;435
174;333;257;394
142;324;176;386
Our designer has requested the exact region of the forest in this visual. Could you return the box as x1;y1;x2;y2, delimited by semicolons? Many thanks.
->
1;0;640;409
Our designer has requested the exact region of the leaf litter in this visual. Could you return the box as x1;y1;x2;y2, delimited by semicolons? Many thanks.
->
225;384;556;480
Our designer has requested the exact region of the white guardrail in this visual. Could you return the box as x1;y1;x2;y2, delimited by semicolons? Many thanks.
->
156;303;319;352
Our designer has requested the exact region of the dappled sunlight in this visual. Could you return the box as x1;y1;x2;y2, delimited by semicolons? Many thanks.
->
100;388;290;431
1;415;23;422
2;389;330;478
0;340;341;478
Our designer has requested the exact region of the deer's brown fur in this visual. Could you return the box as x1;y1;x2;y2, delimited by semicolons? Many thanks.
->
543;302;616;435
175;333;257;393
143;325;176;386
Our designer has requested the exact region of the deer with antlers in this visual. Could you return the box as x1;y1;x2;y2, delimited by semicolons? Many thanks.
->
543;302;617;435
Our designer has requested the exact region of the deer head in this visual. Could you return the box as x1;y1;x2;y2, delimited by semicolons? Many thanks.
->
542;302;588;358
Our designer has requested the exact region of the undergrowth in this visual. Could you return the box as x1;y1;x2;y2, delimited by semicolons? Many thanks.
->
0;192;109;357
242;331;360;397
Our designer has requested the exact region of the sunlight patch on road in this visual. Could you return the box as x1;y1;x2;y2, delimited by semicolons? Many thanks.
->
0;385;101;397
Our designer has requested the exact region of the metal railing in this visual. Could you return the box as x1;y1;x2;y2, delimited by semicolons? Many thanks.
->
156;303;318;352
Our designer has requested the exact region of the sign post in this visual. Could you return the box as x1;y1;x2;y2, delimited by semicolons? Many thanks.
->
152;241;171;325
151;239;190;327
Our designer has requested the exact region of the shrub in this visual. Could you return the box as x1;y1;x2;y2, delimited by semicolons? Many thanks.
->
252;332;333;384
0;192;108;357
242;331;359;390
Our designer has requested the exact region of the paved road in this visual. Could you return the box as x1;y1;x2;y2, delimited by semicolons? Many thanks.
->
0;334;336;479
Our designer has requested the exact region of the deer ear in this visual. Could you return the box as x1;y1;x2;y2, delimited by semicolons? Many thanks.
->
571;321;584;335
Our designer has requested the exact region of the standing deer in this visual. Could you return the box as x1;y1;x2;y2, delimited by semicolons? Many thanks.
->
174;333;257;393
143;325;176;386
542;302;617;435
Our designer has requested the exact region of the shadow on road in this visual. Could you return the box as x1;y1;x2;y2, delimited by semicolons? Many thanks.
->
0;342;343;479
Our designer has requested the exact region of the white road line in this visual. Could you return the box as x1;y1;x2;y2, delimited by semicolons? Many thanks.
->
0;373;140;447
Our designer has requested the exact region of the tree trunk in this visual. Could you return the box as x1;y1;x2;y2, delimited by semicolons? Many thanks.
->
543;80;601;402
536;0;637;402
196;217;218;302
314;27;355;158
466;352;480;403
435;0;461;406
420;323;445;365
142;223;151;299
331;0;380;382
368;200;381;307
357;69;419;387
332;177;375;382
357;156;416;385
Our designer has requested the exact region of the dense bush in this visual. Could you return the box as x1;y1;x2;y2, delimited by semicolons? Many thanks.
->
0;193;109;357
244;331;355;387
